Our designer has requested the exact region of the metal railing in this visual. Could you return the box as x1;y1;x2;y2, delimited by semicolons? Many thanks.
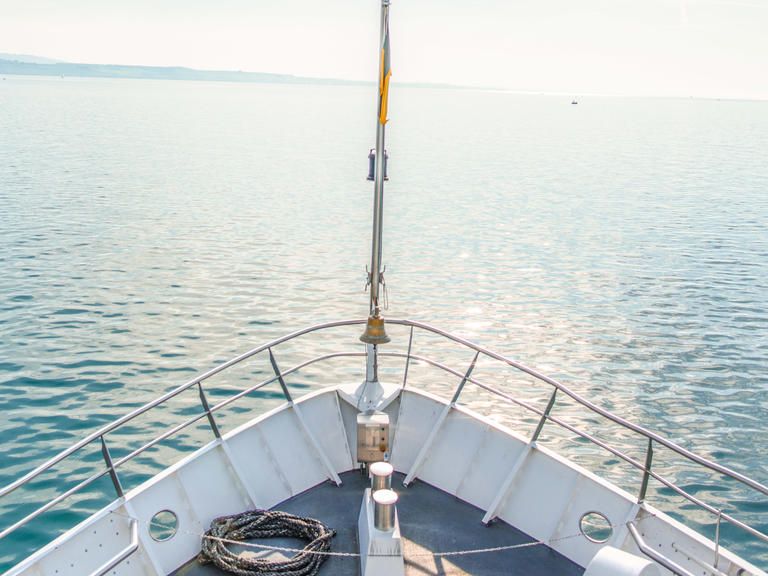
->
1;318;766;569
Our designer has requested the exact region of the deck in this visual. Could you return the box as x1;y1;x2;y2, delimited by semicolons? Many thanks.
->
173;470;584;576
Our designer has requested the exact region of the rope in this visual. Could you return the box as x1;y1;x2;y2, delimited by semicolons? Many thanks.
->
197;509;336;576
111;506;658;565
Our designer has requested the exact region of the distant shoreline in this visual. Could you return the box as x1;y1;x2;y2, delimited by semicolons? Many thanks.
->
0;58;366;86
2;58;765;102
0;58;465;91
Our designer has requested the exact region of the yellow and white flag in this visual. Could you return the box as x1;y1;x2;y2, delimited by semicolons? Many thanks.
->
379;16;391;125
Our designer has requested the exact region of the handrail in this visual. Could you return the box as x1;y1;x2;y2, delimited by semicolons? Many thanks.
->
0;319;367;500
1;318;766;565
627;521;696;576
112;351;367;470
386;319;768;497
88;518;138;576
377;350;768;546
3;318;765;500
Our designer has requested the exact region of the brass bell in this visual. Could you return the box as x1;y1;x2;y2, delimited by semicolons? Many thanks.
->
360;315;391;345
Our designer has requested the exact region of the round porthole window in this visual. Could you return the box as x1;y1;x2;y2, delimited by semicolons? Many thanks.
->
579;511;613;543
149;510;178;542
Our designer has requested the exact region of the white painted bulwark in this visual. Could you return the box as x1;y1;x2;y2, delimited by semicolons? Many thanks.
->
389;389;767;576
298;391;355;472
6;385;767;576
255;408;328;493
455;421;527;512
548;471;636;567
414;407;489;493
389;390;445;473
11;503;153;576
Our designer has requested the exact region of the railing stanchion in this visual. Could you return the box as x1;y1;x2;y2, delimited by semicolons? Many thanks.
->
100;436;123;498
268;348;340;484
198;382;221;439
451;351;480;404
714;510;722;568
403;351;479;486
531;389;557;444
269;348;293;403
402;325;414;389
638;438;654;503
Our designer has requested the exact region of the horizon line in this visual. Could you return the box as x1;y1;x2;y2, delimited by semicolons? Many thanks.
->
1;52;766;103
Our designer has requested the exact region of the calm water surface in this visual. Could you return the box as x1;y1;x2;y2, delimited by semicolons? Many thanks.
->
1;76;767;570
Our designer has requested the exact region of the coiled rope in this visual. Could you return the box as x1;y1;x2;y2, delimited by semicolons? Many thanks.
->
198;509;336;576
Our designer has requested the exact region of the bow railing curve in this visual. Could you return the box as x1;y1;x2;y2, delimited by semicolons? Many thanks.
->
0;318;766;559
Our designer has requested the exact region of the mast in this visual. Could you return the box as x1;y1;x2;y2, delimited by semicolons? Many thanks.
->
360;0;392;349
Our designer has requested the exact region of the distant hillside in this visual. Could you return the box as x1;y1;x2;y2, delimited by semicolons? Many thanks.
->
0;54;470;90
0;58;364;86
0;53;62;64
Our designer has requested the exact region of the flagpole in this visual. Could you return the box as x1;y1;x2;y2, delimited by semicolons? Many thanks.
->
370;0;389;318
360;0;392;350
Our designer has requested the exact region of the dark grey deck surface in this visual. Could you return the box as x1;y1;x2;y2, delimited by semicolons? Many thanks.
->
173;471;584;576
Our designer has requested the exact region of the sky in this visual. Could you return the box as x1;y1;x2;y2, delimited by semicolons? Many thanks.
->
1;0;767;99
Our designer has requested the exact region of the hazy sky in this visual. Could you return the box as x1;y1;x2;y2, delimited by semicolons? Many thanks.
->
1;0;767;99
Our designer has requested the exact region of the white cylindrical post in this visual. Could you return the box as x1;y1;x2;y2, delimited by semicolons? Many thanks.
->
373;489;398;532
370;461;393;491
584;547;661;576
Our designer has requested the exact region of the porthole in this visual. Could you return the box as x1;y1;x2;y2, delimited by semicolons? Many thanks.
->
149;510;178;542
579;511;613;543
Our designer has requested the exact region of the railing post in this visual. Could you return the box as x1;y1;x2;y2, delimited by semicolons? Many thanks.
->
268;348;340;484
714;510;722;568
100;436;123;498
198;382;221;439
638;438;654;503
451;351;480;405
483;387;556;524
268;348;293;403
401;325;414;389
403;351;479;486
531;388;557;444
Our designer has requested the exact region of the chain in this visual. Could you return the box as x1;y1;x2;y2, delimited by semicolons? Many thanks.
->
200;534;549;558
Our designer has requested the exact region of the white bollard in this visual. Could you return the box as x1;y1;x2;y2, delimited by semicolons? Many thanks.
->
373;489;397;531
584;546;661;576
370;461;393;491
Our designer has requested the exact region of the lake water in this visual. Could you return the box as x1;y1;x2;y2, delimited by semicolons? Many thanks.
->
1;75;767;571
